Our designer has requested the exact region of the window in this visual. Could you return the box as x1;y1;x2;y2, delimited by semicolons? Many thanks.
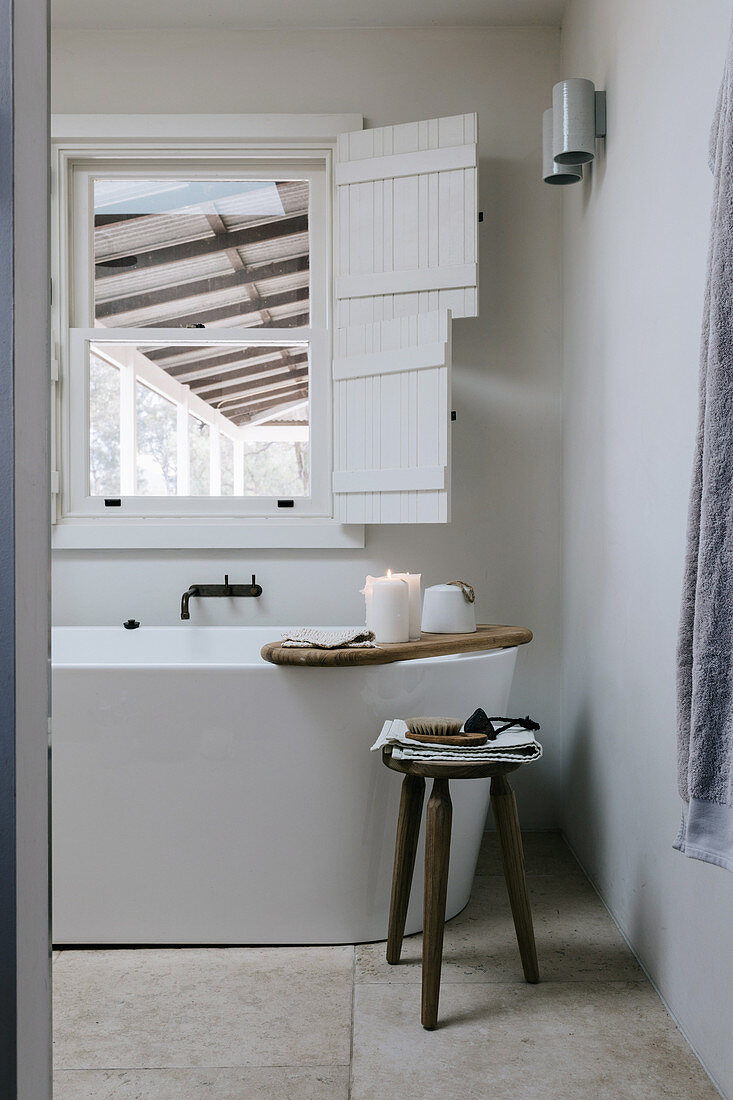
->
58;150;329;523
52;114;479;547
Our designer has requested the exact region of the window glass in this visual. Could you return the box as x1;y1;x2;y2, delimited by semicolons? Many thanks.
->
136;382;177;495
220;434;234;496
189;415;210;496
242;439;309;497
88;340;309;499
89;353;121;496
93;178;310;330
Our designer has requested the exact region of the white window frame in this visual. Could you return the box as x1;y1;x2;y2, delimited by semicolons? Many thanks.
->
51;114;365;550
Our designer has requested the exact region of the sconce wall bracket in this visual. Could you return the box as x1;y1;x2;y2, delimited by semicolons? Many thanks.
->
594;90;607;138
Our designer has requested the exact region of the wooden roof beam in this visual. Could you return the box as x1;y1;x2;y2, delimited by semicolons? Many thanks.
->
169;356;299;387
146;343;284;368
244;396;309;427
184;352;308;390
225;384;308;419
203;203;275;325
139;286;309;329
239;395;309;428
199;366;309;407
95;255;309;316
269;311;310;330
94;214;308;274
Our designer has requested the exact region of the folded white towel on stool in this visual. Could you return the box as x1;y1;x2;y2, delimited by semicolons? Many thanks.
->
281;626;377;649
371;719;542;764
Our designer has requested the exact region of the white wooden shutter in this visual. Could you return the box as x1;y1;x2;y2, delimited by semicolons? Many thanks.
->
333;309;451;523
335;113;478;326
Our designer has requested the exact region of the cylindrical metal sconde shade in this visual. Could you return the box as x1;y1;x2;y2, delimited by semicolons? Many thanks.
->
543;109;582;185
553;78;597;164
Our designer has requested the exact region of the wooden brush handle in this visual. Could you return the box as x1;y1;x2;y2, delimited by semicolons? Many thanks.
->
404;730;488;747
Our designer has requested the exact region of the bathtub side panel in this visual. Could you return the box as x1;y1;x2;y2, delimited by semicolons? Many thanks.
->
51;648;517;944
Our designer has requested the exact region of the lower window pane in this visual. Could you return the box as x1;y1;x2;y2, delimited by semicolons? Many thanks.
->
220;434;235;496
88;340;310;499
241;440;309;497
136;381;177;495
89;353;121;496
189;415;210;495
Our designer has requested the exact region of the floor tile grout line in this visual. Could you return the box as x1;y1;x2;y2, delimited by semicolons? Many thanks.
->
352;977;650;986
474;873;584;879
54;1063;353;1072
348;945;356;1100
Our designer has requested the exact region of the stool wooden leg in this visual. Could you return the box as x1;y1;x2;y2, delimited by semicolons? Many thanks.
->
490;773;539;984
386;773;425;965
421;777;452;1029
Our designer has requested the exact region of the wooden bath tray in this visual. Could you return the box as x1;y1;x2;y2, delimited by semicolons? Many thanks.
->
260;624;532;668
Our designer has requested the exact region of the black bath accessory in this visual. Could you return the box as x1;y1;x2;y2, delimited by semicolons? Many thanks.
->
464;709;540;741
180;574;263;620
123;619;140;630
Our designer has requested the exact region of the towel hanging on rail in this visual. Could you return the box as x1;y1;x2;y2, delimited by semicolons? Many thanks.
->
676;20;733;873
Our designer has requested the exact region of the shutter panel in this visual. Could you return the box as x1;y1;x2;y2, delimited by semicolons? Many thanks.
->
335;113;478;326
333;309;451;524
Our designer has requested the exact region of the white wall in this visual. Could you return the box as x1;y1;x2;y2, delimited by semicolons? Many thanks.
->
51;27;564;826
561;1;733;1093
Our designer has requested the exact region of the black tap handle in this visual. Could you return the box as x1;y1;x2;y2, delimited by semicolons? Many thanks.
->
251;574;256;587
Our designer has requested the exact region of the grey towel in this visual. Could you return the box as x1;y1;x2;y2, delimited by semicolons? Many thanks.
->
675;26;733;872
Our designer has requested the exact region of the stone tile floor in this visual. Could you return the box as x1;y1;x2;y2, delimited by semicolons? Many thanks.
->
53;833;718;1099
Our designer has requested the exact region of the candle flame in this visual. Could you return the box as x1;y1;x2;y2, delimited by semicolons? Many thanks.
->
386;569;392;579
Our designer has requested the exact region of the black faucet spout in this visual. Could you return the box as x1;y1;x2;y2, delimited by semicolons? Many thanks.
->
180;586;199;620
180;575;262;620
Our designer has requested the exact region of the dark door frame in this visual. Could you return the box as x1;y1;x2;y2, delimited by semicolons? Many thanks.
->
0;0;52;1096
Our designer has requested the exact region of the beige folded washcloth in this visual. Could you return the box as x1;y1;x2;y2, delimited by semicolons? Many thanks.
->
281;627;377;649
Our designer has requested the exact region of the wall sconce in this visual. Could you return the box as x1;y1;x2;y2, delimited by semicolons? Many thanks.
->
542;109;583;186
542;78;606;185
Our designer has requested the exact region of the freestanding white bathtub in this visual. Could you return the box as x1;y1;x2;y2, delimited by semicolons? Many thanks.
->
51;627;519;945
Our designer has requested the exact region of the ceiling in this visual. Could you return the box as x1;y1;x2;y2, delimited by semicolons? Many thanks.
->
51;0;566;31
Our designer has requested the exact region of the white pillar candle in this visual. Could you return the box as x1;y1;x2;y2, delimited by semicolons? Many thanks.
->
363;574;377;632
370;572;409;643
392;572;422;640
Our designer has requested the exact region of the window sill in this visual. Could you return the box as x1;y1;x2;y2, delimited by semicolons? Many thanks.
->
51;519;365;551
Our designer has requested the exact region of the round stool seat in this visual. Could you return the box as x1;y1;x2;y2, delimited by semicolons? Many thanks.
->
382;744;522;779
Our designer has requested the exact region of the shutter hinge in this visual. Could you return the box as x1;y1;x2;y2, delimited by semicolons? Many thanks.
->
50;357;59;383
51;470;60;495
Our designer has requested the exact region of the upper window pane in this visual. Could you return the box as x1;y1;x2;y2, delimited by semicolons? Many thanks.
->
93;178;310;330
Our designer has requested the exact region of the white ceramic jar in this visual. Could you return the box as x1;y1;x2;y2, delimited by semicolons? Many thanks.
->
421;583;477;634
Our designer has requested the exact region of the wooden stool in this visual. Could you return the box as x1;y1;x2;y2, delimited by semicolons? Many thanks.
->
382;746;539;1029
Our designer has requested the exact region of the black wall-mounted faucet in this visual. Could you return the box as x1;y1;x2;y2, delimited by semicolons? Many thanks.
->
180;574;262;620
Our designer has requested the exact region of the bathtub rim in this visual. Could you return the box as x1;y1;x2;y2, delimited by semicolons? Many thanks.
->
51;642;520;672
